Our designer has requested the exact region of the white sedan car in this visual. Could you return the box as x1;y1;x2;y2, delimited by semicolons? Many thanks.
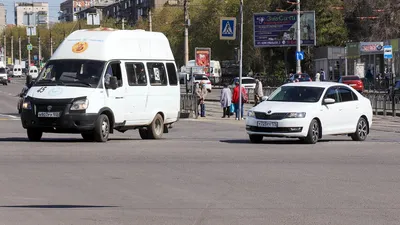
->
246;82;373;144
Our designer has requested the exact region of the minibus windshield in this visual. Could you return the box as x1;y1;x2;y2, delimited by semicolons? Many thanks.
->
34;59;105;88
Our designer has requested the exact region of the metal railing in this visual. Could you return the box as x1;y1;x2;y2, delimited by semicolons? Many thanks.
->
180;94;199;119
363;93;400;116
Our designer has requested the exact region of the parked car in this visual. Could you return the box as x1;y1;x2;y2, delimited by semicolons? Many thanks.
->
189;74;212;92
338;75;364;93
246;82;373;144
286;73;312;83
0;67;8;85
232;77;256;89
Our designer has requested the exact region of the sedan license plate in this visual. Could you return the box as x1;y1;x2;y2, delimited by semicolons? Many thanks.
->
257;121;278;128
38;112;61;118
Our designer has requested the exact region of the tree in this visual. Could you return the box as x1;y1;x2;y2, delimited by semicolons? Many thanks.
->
371;0;400;40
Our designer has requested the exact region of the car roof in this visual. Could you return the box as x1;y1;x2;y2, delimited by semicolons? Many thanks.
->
283;81;348;88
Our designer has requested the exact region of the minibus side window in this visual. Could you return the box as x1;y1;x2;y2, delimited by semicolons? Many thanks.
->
125;62;147;86
147;62;167;86
166;63;178;86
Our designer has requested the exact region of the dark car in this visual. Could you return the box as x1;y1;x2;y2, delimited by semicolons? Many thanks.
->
286;73;312;83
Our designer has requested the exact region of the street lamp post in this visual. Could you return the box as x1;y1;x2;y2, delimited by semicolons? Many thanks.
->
296;0;301;73
238;0;244;120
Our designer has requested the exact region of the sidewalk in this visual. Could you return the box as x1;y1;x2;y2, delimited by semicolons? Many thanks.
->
195;100;400;133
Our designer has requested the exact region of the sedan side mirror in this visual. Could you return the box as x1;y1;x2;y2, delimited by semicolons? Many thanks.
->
323;98;335;104
262;96;268;101
108;76;118;90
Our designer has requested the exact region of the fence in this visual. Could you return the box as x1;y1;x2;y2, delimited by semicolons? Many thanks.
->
180;94;199;119
179;88;400;118
363;93;400;116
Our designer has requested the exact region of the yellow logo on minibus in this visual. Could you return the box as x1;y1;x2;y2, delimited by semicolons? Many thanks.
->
72;41;88;53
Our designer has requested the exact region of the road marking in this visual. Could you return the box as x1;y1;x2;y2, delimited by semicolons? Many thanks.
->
0;113;20;119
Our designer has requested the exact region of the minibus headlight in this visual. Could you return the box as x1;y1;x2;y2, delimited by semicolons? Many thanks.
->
22;100;32;110
70;99;89;111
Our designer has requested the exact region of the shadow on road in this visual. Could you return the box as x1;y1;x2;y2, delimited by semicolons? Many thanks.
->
0;137;139;143
0;204;119;209
220;139;351;145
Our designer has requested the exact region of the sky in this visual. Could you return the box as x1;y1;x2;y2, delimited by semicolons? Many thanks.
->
2;0;63;24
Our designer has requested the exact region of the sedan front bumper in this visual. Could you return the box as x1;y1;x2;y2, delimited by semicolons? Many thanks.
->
245;116;310;138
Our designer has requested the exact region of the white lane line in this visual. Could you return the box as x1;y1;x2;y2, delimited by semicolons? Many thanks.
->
0;113;20;119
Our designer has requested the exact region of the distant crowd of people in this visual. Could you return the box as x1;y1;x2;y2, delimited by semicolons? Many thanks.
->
194;78;264;120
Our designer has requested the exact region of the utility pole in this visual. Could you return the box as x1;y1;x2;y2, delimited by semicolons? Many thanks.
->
11;36;13;65
344;46;348;76
3;34;6;63
296;0;301;73
18;30;21;65
148;9;152;31
183;0;189;66
238;0;243;120
38;36;41;68
122;18;125;30
50;30;53;56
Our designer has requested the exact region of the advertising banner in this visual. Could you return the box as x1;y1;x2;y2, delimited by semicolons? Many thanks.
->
195;48;211;75
359;42;384;55
253;11;316;48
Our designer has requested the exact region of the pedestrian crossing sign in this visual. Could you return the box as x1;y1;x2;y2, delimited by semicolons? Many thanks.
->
220;17;236;40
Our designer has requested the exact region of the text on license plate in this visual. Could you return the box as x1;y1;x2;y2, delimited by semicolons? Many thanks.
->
37;112;61;118
257;121;278;128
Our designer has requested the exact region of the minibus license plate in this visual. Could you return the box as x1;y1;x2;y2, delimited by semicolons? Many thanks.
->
38;112;61;118
257;121;277;128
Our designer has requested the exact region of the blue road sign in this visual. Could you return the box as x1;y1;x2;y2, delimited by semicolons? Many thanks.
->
296;51;305;60
220;17;236;40
384;45;392;59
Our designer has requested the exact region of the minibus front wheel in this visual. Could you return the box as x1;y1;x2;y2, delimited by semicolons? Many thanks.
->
94;114;110;142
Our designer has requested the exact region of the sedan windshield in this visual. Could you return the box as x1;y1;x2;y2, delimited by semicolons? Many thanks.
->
34;59;106;88
267;86;325;103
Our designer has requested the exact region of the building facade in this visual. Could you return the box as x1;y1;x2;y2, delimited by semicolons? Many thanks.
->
0;3;7;33
59;0;93;22
14;2;49;27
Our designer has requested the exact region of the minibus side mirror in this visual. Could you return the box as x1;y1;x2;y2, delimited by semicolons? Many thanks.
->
109;76;118;90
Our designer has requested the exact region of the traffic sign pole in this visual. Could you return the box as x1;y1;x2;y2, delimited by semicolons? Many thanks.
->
296;0;301;73
238;0;243;120
28;35;31;72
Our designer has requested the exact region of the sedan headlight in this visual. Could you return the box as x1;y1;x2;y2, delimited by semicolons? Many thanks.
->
247;110;255;117
22;100;32;110
70;99;89;111
285;112;306;118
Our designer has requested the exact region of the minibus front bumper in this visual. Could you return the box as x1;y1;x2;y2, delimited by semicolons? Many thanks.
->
20;97;98;133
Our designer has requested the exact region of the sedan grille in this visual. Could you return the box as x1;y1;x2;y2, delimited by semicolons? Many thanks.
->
254;112;287;120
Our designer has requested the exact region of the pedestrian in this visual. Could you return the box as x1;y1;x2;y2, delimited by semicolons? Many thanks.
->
254;78;263;106
232;81;248;120
315;71;320;81
199;83;208;117
220;83;232;118
320;69;325;81
194;83;201;116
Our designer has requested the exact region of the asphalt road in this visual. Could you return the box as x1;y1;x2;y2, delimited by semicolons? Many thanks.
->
0;78;400;224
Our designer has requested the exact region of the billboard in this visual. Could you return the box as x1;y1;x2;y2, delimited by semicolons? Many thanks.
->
195;48;211;75
359;42;384;55
253;11;316;48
